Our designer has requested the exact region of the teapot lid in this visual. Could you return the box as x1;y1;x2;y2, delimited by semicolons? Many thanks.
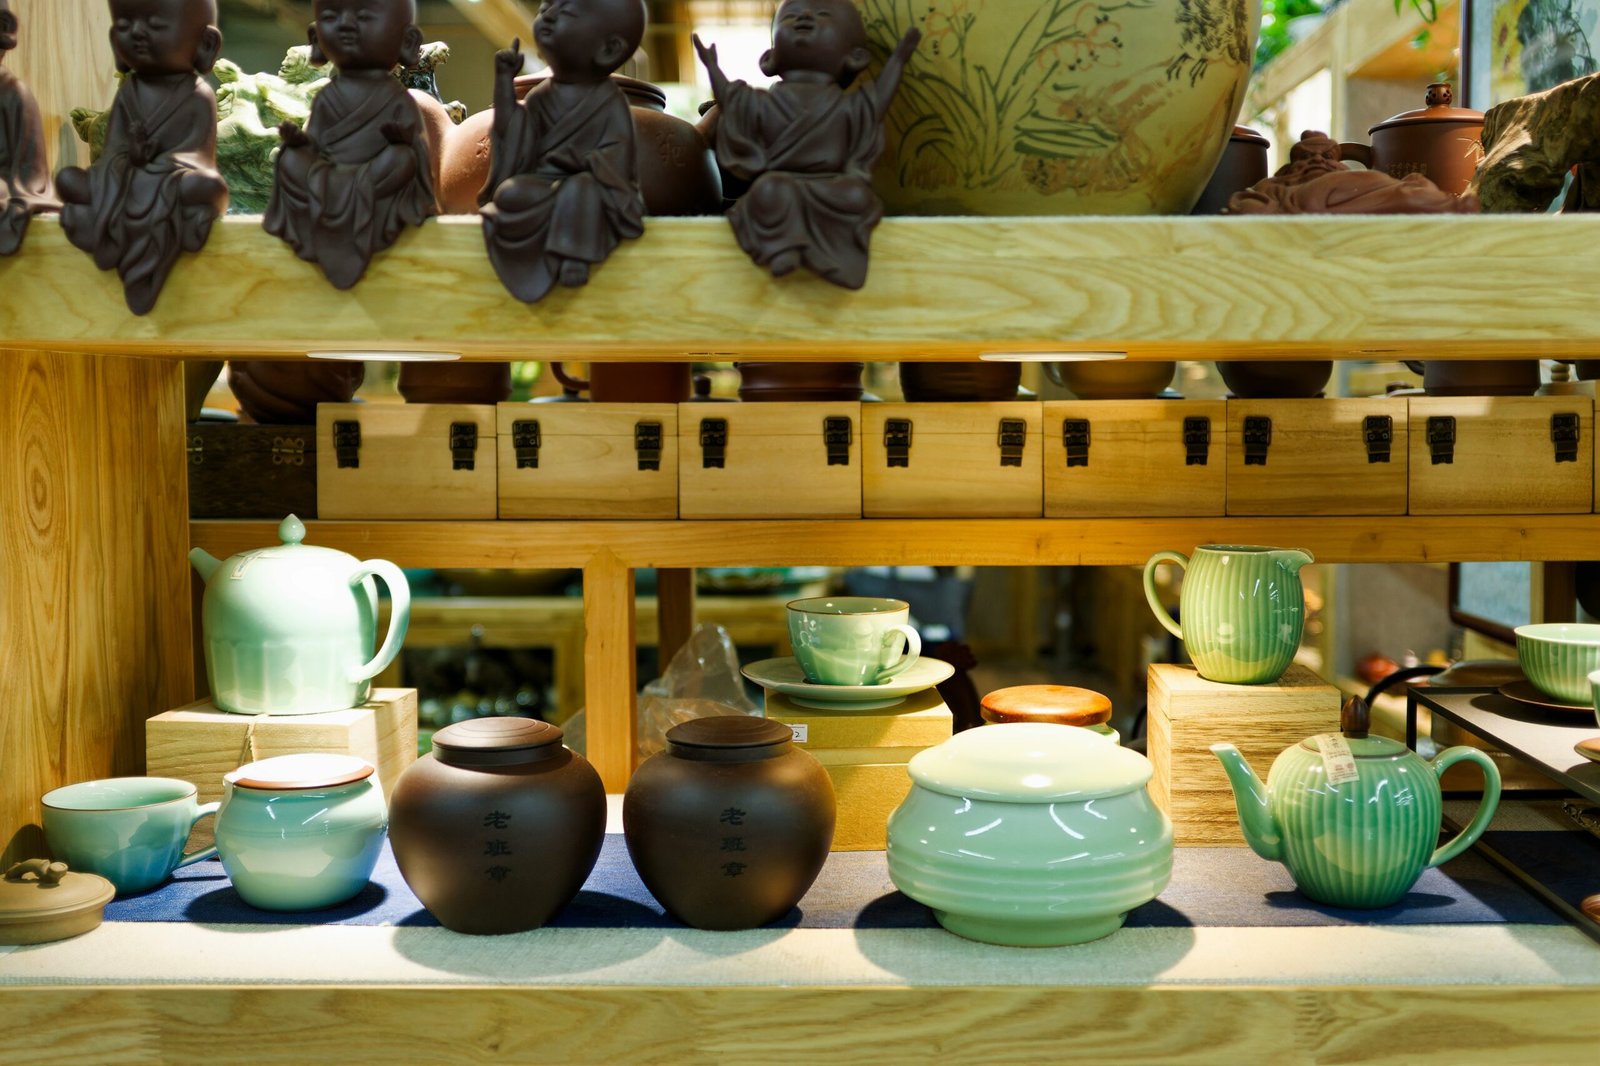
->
1299;696;1409;758
980;685;1112;727
1231;125;1270;147
1370;83;1483;131
0;860;114;944
226;753;375;790
908;722;1152;803
667;715;792;750
431;717;568;767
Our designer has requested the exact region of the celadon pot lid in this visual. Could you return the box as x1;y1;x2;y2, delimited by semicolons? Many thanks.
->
908;722;1153;803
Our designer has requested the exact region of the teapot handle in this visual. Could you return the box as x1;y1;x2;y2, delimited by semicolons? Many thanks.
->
1142;551;1188;641
1426;746;1503;868
346;559;412;685
1337;142;1374;170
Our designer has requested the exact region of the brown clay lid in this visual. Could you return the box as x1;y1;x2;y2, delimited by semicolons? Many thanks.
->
1231;126;1270;146
667;716;793;749
432;717;563;754
0;860;114;945
980;685;1113;727
1370;83;1482;130
226;753;375;791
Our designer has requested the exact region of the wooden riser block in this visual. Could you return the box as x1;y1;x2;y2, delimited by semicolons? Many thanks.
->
1146;664;1339;847
145;689;418;850
1408;396;1594;515
862;403;1043;518
317;404;497;520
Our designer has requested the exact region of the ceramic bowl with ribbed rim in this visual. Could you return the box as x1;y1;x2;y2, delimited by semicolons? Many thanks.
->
1515;623;1600;705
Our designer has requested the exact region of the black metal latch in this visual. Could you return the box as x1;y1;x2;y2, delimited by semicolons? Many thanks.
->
512;420;541;469
1363;415;1393;464
998;418;1027;467
635;421;663;471
1552;412;1581;464
1062;419;1090;467
333;420;361;469
824;417;853;466
1242;415;1272;466
1426;415;1456;465
884;418;912;467
700;417;728;468
449;422;478;471
187;434;203;465
1182;417;1210;466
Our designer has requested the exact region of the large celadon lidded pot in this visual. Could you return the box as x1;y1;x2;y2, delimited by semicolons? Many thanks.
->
188;515;411;715
855;0;1261;214
887;722;1172;946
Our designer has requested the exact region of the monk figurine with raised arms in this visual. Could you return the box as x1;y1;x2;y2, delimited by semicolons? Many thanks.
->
265;0;438;290
478;0;646;304
0;0;57;256
56;0;228;313
695;2;919;289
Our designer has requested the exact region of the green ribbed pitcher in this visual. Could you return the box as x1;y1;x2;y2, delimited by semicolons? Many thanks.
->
1143;544;1313;685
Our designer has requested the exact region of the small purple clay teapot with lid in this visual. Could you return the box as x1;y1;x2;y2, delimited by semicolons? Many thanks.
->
1338;83;1484;197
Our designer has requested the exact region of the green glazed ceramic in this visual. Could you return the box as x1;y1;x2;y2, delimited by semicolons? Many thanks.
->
189;515;412;715
1515;623;1600;705
787;597;922;687
1590;669;1600;729
42;778;218;896
1211;698;1502;909
887;723;1172;946
1143;544;1313;684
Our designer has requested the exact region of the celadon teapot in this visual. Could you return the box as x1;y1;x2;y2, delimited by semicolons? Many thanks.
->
189;515;411;715
1211;697;1502;908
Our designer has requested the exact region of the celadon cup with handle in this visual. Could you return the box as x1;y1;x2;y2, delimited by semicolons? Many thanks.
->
1143;544;1314;684
787;596;922;686
42;777;218;896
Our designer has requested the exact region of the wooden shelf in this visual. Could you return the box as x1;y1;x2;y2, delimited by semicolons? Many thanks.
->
5;215;1600;360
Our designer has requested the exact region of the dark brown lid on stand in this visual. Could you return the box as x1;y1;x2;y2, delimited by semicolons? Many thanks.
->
0;860;114;945
431;717;567;768
666;716;793;757
980;685;1113;728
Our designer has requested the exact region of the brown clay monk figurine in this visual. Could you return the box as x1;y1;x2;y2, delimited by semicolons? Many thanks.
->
0;0;57;256
694;1;920;290
56;0;228;313
1226;131;1479;215
265;0;438;290
477;0;647;304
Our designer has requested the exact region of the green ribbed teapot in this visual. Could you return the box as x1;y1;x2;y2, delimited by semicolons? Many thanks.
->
1211;697;1502;909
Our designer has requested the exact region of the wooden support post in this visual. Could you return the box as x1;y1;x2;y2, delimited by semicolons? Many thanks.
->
583;550;637;790
656;568;696;670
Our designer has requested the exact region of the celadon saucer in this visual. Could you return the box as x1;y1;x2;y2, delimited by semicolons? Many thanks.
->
741;656;954;711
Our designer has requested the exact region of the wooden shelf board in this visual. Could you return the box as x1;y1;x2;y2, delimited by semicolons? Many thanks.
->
4;215;1600;360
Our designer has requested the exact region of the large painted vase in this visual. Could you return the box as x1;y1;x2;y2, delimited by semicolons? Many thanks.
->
857;0;1261;214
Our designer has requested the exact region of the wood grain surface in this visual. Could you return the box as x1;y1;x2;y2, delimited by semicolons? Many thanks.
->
316;403;499;520
679;403;862;519
863;402;1043;518
1408;396;1595;515
582;551;637;789
1226;398;1410;516
0;352;192;866
495;403;679;519
9;0;116;171
1045;400;1226;517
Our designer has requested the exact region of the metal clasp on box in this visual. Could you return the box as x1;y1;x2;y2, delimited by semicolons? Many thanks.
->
333;420;361;469
1062;419;1090;468
635;421;663;471
449;422;478;471
824;417;853;466
1426;415;1455;465
1552;412;1581;464
1182;416;1210;466
271;436;308;467
187;434;203;466
1242;415;1271;466
1363;415;1393;464
512;419;541;469
884;418;912;467
700;417;728;468
998;418;1027;467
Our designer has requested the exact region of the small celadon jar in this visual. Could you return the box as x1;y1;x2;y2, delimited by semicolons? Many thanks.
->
887;723;1172;947
214;754;388;911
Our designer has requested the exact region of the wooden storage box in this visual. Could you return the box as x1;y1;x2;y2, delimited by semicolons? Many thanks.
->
763;687;953;851
316;403;497;519
1044;400;1224;517
679;402;861;518
1146;664;1340;846
862;402;1042;517
188;422;317;519
1408;396;1594;514
1226;398;1408;515
496;403;677;519
145;688;418;850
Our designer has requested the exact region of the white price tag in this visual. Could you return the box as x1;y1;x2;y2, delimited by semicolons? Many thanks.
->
1317;733;1360;785
789;724;809;744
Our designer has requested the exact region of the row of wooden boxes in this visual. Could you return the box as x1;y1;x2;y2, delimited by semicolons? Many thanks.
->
190;396;1599;519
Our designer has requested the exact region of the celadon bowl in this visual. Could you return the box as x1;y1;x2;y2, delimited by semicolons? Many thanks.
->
1515;623;1600;704
886;723;1172;947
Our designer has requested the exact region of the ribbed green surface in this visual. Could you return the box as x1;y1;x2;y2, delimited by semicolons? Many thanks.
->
1178;550;1305;684
1515;625;1600;704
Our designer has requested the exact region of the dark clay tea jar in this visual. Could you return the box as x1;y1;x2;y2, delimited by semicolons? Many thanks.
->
624;716;835;930
388;718;605;935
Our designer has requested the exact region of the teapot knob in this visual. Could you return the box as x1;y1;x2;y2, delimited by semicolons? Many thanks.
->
277;514;306;546
1341;695;1370;739
1425;82;1452;108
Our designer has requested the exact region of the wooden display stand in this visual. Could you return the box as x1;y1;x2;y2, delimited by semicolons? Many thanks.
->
679;403;861;518
764;687;952;851
145;689;418;849
1225;398;1408;516
1146;664;1340;846
316;403;497;519
496;403;678;519
1044;400;1225;517
1408;396;1594;515
187;422;317;519
862;402;1042;517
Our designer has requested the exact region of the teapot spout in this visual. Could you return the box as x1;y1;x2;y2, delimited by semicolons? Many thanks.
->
1209;743;1283;862
1271;548;1314;574
188;547;221;583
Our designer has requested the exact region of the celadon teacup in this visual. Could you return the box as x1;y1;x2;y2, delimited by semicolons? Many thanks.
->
1589;669;1600;729
42;777;218;895
788;596;922;686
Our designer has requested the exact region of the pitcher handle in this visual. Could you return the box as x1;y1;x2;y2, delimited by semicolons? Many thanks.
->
1337;142;1374;170
1143;551;1188;641
875;624;922;681
347;559;412;684
174;801;220;868
1427;747;1503;868
551;362;590;393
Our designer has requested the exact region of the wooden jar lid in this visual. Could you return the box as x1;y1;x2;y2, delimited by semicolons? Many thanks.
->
226;753;375;791
980;685;1113;728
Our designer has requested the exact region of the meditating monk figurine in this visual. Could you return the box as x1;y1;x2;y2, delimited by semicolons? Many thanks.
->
1226;131;1479;215
477;0;647;303
264;0;438;290
56;0;228;313
0;0;57;257
694;2;920;289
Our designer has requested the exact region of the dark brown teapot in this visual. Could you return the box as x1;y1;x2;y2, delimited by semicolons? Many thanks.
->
1339;83;1483;197
1191;126;1270;216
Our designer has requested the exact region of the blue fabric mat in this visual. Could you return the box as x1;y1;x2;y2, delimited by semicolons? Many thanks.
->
103;830;1569;930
